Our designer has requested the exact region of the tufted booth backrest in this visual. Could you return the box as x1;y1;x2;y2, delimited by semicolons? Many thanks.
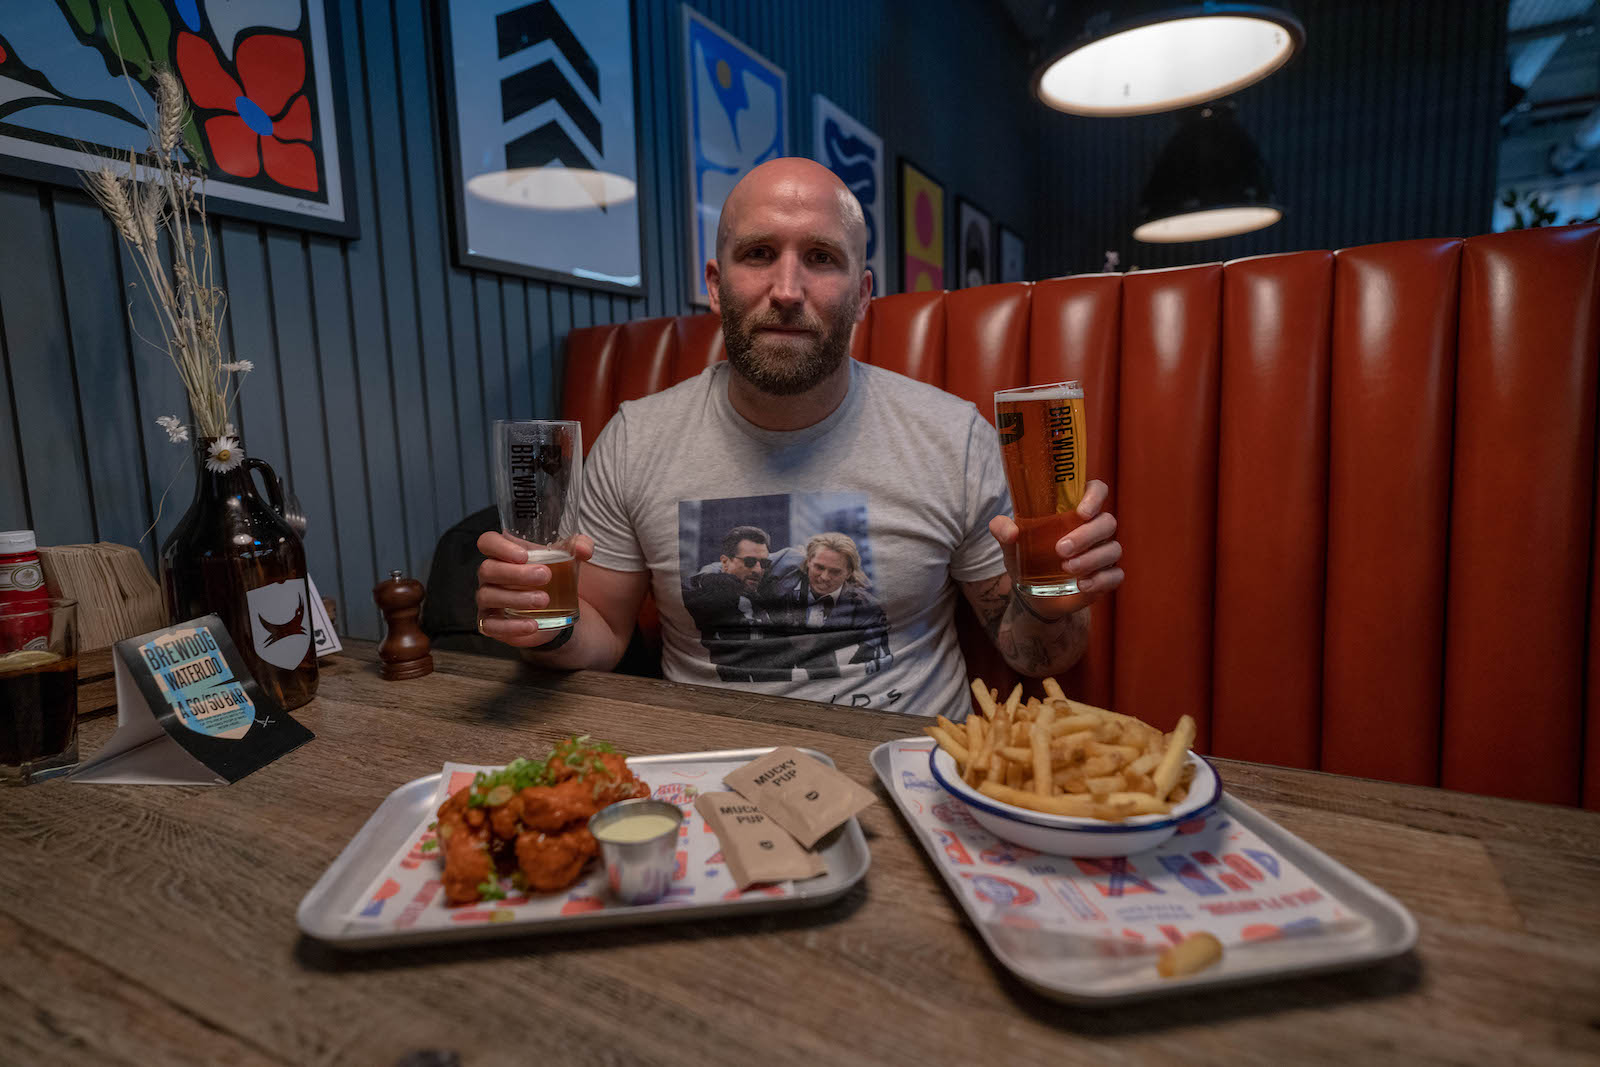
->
562;226;1600;810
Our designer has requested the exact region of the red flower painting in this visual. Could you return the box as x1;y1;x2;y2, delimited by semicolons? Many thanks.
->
176;31;318;192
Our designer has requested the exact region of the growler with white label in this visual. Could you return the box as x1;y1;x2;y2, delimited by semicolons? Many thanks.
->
159;432;318;710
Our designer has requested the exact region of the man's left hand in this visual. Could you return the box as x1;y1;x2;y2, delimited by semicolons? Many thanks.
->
988;479;1123;621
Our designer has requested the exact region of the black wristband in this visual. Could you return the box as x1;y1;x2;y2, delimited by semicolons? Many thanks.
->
528;624;576;652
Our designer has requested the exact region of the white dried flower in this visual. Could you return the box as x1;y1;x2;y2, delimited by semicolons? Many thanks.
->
204;435;244;473
155;415;189;443
221;360;254;373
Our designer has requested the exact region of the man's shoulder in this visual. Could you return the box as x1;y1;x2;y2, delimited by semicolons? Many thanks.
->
615;364;720;424
855;362;984;423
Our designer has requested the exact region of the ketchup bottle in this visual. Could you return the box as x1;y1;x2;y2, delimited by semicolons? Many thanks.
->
0;530;51;652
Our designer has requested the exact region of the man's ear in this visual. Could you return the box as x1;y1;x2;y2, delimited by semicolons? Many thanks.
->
856;270;872;322
706;259;722;314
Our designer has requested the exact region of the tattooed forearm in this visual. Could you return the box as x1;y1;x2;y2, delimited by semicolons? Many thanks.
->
962;574;1089;678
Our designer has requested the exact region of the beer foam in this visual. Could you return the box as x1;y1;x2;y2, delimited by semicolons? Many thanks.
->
524;548;574;564
995;381;1083;402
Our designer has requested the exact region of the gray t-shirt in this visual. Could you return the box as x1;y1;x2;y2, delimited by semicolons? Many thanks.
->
581;360;1009;719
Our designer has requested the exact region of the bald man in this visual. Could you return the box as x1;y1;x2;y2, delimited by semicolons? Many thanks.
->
474;158;1123;718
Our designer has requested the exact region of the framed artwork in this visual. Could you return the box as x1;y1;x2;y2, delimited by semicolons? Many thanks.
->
0;1;357;236
999;224;1026;283
683;7;786;307
812;94;884;296
956;198;992;288
436;0;644;293
899;157;944;294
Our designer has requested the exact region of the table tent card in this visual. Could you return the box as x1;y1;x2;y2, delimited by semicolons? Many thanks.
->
307;576;342;657
73;615;314;785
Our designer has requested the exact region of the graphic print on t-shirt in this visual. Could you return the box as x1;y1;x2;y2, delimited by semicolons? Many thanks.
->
678;492;894;683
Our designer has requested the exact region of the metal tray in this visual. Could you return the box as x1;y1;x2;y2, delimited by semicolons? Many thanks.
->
870;740;1418;1005
299;747;870;949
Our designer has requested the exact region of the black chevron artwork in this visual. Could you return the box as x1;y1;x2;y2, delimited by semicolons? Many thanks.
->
501;58;602;156
496;1;600;96
493;2;606;211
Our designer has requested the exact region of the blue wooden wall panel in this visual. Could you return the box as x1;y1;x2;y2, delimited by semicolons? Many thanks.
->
216;223;290;498
529;285;555;420
340;0;411;611
51;197;155;566
264;232;341;618
0;185;95;545
305;237;380;640
357;0;440;579
503;279;532;421
393;0;466;533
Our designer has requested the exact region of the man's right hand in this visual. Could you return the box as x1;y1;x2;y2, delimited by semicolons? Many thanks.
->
475;531;595;649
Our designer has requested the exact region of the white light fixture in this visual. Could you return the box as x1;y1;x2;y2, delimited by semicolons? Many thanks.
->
1133;103;1283;243
466;167;637;211
1034;4;1303;117
1133;205;1281;242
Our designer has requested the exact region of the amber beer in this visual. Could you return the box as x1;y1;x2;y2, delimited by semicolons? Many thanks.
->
994;382;1088;597
494;420;583;630
512;548;579;628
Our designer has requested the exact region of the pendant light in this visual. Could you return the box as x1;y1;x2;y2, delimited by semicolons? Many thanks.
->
1133;102;1281;242
1034;3;1303;117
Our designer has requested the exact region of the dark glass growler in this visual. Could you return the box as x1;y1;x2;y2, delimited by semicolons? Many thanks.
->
159;433;319;710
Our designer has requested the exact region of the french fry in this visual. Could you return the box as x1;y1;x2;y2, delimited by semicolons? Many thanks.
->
1085;774;1127;795
1157;932;1223;978
1152;715;1197;800
1031;700;1055;797
964;715;985;784
1048;714;1101;737
1103;792;1172;815
970;679;998;718
924;726;969;766
1003;683;1023;717
1087;742;1142;762
986;702;1012;782
1042;676;1066;702
980;780;1097;817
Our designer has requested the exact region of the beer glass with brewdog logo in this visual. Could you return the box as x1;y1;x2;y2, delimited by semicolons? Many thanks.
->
492;420;583;630
993;381;1088;597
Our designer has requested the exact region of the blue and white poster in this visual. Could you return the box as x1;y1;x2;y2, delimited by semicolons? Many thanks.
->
683;7;786;306
812;95;884;296
443;0;642;292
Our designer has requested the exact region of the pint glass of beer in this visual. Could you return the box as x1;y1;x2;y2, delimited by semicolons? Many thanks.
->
0;597;79;785
994;381;1088;597
492;420;582;630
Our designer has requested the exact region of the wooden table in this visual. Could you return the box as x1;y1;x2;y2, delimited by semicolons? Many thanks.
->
5;643;1598;1066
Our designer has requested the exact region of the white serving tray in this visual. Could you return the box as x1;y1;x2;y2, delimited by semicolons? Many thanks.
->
299;747;870;949
870;739;1417;1005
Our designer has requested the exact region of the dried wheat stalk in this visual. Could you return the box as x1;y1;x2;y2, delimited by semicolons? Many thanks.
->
83;68;242;440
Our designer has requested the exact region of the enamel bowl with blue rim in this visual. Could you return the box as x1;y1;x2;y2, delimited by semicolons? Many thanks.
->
928;746;1222;858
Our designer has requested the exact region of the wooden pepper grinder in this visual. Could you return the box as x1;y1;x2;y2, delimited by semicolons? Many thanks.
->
374;570;434;680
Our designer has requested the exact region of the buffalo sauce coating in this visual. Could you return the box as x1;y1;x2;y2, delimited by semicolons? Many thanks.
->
435;744;651;904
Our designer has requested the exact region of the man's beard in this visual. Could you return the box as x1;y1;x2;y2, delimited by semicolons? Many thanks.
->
719;285;857;397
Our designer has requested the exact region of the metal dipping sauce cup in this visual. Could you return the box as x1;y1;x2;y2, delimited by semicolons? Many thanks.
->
588;797;684;905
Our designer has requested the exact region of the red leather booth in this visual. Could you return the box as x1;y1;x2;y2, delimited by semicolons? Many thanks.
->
562;225;1600;811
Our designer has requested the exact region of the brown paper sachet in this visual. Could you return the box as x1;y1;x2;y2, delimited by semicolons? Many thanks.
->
722;746;877;850
694;792;826;890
